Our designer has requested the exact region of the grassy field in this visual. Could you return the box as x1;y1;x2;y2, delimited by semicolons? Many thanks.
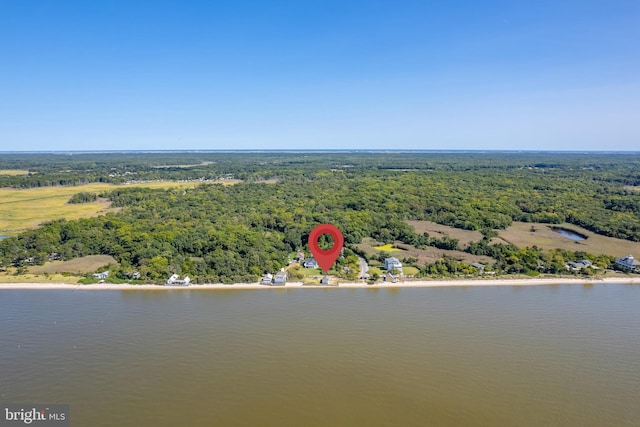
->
0;169;32;176
498;222;640;257
0;273;80;284
28;255;117;275
0;181;236;236
406;220;483;248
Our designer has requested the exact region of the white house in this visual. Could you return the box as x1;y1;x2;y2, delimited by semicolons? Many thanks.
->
260;273;273;285
384;257;403;271
615;255;640;272
92;271;109;279
166;274;191;286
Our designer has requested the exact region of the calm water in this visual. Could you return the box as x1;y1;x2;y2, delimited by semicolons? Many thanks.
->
553;228;586;241
1;285;639;426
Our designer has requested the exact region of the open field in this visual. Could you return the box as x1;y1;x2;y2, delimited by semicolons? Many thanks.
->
0;169;32;176
356;238;494;266
28;255;117;275
406;220;483;248
0;273;81;284
624;186;640;192
498;222;640;257
0;181;237;236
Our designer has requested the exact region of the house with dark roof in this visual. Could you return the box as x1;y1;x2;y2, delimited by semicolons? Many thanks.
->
566;260;592;271
303;258;319;269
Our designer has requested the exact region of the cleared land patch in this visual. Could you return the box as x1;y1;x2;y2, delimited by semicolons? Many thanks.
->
0;170;32;176
28;255;117;275
0;181;237;236
498;222;640;257
406;220;483;248
356;238;494;267
0;273;80;284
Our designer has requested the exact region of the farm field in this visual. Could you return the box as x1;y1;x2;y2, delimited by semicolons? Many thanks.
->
0;181;237;236
406;220;483;248
498;222;640;257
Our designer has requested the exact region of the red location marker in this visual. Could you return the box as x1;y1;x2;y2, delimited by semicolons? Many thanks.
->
308;224;344;273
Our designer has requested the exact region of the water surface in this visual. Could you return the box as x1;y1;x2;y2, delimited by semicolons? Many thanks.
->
1;285;639;426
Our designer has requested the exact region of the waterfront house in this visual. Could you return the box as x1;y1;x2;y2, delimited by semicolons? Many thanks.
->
92;271;109;279
320;275;332;285
166;274;191;286
304;258;319;269
566;260;592;271
260;273;273;285
615;255;640;272
274;270;287;285
384;257;402;271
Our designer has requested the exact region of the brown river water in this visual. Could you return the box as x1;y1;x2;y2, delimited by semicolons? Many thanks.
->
1;284;639;426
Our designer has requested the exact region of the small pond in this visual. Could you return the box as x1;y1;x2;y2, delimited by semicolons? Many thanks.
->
551;227;587;241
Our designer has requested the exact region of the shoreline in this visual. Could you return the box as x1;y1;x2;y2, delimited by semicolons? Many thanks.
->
0;276;638;290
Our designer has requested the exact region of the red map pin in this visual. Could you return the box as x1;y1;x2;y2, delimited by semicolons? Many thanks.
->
308;224;344;273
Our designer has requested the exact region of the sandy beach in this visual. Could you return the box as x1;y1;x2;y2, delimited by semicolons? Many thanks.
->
0;276;638;290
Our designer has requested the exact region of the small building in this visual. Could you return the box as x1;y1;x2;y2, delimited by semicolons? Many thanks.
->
274;270;287;286
166;274;191;286
384;257;403;271
615;255;640;272
304;258;319;269
260;273;273;285
92;271;109;279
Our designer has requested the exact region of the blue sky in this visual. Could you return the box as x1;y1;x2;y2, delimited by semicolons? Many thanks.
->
1;0;638;151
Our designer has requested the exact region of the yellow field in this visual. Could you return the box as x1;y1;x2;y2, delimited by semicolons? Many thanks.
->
0;181;235;236
0;169;31;176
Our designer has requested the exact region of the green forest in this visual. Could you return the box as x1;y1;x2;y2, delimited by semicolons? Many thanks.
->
1;152;639;283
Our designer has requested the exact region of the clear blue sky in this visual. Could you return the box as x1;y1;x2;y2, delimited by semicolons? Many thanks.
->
1;0;638;151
